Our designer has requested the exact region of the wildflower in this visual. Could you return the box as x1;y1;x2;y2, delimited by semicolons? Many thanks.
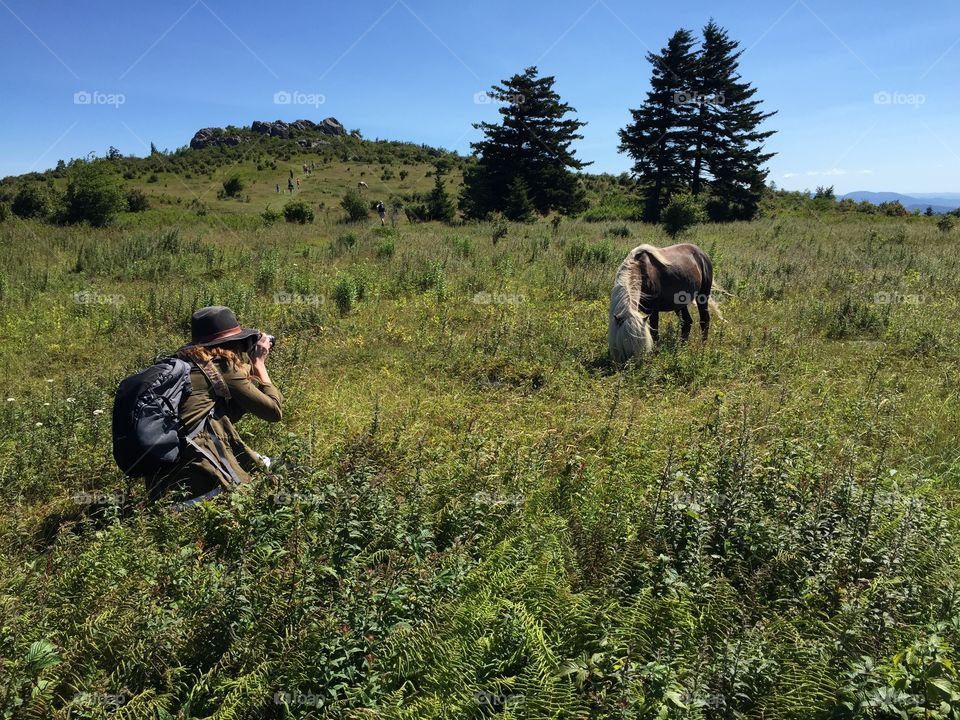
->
35;422;43;427
46;379;54;383
5;398;13;402
66;397;76;403
43;402;50;407
93;409;104;416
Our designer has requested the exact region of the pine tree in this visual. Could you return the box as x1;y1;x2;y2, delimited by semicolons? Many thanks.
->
504;176;535;222
618;30;698;222
462;66;588;219
427;163;456;222
691;21;776;220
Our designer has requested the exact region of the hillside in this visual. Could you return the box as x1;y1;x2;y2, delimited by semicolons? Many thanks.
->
2;162;960;718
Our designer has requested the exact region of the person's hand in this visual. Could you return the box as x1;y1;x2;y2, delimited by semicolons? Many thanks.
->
248;333;272;366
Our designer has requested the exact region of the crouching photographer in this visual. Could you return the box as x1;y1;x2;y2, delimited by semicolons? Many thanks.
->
147;305;283;507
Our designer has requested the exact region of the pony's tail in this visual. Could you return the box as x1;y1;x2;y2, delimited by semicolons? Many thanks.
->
708;283;732;322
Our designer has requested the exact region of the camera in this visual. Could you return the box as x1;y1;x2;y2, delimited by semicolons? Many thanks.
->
244;332;275;353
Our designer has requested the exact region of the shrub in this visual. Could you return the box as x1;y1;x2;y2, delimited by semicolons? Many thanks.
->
11;185;51;219
341;189;369;222
63;161;127;227
937;216;954;233
662;191;704;238
490;213;508;245
404;203;429;223
879;200;909;217
0;203;8;222
283;199;314;224
375;238;396;259
333;273;357;314
125;189;150;213
336;233;357;252
565;239;613;268
607;224;631;238
222;175;244;198
450;236;472;258
260;205;282;224
146;174;159;183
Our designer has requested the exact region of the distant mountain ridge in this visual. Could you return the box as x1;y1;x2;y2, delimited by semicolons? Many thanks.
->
841;191;960;213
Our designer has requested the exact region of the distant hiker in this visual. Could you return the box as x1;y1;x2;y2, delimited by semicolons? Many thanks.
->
119;306;283;507
276;183;280;193
288;179;294;193
296;177;301;189
376;200;386;225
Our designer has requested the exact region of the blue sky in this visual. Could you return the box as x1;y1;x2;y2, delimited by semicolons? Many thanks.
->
1;0;957;193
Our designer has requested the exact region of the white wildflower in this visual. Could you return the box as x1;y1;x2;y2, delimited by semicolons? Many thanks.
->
66;397;76;403
35;422;43;427
93;409;104;416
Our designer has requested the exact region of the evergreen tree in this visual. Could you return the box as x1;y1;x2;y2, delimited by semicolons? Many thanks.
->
620;23;776;222
427;163;456;222
618;30;698;222
503;176;535;222
691;21;776;220
462;66;588;219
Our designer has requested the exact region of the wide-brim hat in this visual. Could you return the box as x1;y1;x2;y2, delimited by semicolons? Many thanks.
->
190;306;260;348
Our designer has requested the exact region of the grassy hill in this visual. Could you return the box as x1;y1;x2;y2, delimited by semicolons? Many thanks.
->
1;133;960;718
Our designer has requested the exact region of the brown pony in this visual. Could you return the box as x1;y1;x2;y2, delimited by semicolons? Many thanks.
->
608;243;718;364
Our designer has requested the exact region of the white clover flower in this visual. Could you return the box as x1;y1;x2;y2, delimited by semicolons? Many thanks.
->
66;397;76;403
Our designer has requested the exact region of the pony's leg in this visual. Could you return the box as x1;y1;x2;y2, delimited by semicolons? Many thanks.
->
696;296;710;341
648;311;659;344
678;306;693;341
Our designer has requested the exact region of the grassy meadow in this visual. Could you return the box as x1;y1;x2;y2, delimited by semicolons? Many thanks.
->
1;169;960;718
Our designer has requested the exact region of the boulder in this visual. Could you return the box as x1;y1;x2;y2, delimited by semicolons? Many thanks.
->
190;128;243;149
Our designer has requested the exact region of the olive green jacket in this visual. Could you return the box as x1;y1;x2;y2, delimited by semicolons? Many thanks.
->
148;359;283;502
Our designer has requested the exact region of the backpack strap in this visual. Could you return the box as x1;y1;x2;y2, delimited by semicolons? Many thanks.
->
181;359;243;489
195;359;231;400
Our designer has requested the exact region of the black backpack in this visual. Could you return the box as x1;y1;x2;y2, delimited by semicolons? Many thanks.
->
112;357;198;477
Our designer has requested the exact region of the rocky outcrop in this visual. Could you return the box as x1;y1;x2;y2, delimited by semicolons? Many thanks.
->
190;128;243;150
251;118;346;138
190;117;347;149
